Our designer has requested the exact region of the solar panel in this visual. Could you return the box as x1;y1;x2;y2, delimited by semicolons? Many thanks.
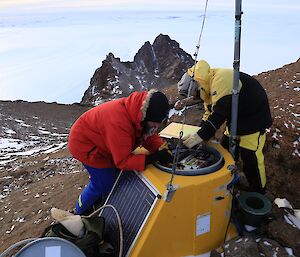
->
100;170;160;257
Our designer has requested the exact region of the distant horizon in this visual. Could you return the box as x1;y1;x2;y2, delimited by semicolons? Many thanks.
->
0;55;298;105
1;0;300;11
0;1;299;104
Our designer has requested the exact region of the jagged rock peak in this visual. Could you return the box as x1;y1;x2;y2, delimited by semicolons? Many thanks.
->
81;34;194;106
106;52;115;61
153;34;179;48
106;52;121;63
134;41;157;74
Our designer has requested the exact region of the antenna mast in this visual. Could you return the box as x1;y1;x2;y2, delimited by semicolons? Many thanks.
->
164;0;209;202
230;0;243;159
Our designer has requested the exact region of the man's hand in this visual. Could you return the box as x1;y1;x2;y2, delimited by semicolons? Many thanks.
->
145;149;173;165
182;133;203;148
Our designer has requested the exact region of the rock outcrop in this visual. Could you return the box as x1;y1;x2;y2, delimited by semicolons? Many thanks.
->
81;34;194;105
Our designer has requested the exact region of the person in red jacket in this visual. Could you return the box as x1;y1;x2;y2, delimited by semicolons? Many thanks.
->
68;90;172;215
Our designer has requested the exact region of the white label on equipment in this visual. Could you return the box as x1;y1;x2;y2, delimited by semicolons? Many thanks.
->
45;246;61;257
196;213;210;236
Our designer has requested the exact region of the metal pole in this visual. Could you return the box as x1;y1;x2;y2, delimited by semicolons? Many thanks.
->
230;0;243;160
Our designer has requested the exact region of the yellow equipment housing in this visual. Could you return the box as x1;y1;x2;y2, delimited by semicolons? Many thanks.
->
103;123;235;257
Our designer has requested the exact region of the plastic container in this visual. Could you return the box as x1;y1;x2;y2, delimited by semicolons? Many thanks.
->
238;191;272;227
14;237;86;257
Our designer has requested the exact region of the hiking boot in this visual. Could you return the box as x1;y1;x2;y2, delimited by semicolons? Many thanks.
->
81;198;105;216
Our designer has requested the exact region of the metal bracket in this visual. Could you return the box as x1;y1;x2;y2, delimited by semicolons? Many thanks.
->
227;164;238;175
163;183;179;202
227;164;239;190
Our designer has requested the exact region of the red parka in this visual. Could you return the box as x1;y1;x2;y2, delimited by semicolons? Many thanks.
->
68;91;164;171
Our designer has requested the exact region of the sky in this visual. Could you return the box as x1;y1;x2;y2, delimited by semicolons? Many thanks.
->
0;0;299;104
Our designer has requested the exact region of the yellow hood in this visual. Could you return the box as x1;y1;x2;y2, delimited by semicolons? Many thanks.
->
188;60;242;105
187;60;211;103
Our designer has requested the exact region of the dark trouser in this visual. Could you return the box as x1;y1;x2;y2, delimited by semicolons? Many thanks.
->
75;164;119;215
221;134;265;194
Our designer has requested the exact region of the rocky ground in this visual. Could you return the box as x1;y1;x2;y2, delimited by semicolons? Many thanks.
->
0;59;299;256
0;101;89;252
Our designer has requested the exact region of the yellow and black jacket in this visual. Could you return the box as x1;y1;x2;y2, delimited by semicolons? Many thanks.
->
188;60;272;140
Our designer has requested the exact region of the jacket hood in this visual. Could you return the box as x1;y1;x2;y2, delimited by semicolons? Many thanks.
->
122;89;158;128
188;60;212;102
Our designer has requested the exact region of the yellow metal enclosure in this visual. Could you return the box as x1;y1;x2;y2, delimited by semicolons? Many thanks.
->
128;123;235;257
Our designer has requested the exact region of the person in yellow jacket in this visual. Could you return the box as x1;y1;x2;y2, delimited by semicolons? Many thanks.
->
179;60;272;193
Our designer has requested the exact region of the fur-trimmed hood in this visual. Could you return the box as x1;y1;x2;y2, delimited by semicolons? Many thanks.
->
141;89;158;122
121;89;158;129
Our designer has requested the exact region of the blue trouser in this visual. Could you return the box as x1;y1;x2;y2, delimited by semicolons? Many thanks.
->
75;164;119;215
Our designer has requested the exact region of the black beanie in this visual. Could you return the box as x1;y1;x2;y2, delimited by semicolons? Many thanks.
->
145;91;170;122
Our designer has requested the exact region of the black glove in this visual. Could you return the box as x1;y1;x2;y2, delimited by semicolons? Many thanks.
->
145;149;173;165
